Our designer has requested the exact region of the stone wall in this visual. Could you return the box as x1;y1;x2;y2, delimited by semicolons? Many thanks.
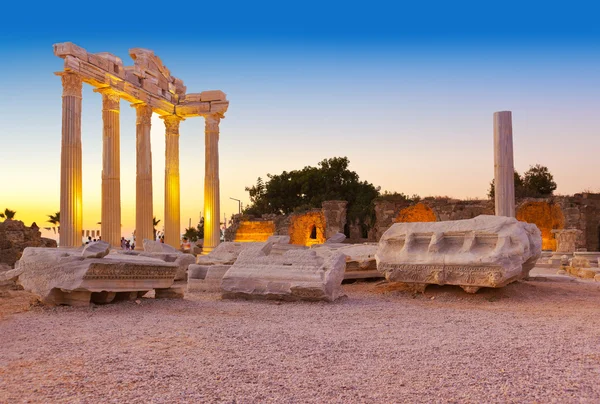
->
233;220;276;242
0;220;57;268
288;210;326;246
373;193;600;252
321;200;347;239
226;193;600;252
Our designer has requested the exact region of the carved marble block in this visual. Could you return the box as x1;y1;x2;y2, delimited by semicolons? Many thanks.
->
221;244;346;302
17;247;180;306
375;215;542;293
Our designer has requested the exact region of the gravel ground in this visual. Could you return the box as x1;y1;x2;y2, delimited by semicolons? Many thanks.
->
1;276;599;403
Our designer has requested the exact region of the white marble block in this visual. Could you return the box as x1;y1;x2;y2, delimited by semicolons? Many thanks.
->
17;247;179;306
221;244;346;302
375;215;542;293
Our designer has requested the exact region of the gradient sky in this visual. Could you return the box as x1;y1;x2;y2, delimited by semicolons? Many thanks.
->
1;2;599;240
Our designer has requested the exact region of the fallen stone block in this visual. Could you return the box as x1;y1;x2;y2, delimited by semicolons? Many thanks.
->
17;247;178;306
221;244;346;302
266;235;290;244
313;243;380;279
188;265;230;292
376;215;542;293
196;242;264;266
81;240;110;258
143;239;179;253
326;232;346;244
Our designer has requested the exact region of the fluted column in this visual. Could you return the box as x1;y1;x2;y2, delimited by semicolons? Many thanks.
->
134;103;154;250
203;114;221;254
57;72;83;247
494;111;515;217
162;115;183;248
97;88;121;248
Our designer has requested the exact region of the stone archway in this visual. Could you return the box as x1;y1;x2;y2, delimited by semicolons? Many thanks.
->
289;211;326;246
516;201;564;251
394;202;437;223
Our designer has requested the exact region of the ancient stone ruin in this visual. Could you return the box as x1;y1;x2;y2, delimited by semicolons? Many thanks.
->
53;42;228;252
376;215;542;293
0;220;57;268
221;243;346;302
17;242;184;306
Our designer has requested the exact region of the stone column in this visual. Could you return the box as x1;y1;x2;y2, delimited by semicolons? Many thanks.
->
134;103;154;250
57;72;83;247
203;114;221;254
493;111;515;217
162;115;183;249
97;88;121;248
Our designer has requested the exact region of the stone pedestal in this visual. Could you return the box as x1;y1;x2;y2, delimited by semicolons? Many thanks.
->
493;111;515;217
203;115;221;254
162;116;182;249
134;104;154;249
57;72;83;247
98;88;121;248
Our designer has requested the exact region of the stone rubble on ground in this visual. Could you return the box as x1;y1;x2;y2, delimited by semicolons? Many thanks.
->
16;247;181;306
376;215;542;293
81;240;111;258
312;243;379;279
221;243;346;302
325;232;346;244
143;239;179;254
187;264;231;292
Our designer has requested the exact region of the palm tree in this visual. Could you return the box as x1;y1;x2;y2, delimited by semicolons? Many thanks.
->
0;208;16;220
46;211;60;234
153;217;161;240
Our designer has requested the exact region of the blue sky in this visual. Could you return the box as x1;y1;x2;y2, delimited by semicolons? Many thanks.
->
1;1;599;237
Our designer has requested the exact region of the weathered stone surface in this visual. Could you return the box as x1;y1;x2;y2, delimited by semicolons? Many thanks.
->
326;232;347;244
376;215;542;293
81;241;110;258
313;243;379;279
267;235;290;244
17;247;178;306
196;242;265;266
0;220;56;268
221;244;346;302
188;265;230;292
552;229;582;253
143;239;179;253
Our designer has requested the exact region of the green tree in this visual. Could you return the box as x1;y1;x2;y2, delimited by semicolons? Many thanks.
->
488;165;556;199
488;171;524;199
0;208;16;220
46;211;60;234
522;164;557;197
244;157;380;229
183;217;204;242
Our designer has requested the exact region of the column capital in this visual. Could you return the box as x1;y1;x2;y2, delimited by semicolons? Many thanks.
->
133;103;153;125
204;114;221;135
161;115;184;136
56;71;83;98
96;87;120;111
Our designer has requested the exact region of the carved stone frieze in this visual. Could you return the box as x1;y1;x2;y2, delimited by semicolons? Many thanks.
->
376;215;542;293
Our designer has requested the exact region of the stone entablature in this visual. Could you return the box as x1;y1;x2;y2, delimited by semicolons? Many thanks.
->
54;42;228;117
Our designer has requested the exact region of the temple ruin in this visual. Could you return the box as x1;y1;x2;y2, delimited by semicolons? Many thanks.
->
53;42;229;252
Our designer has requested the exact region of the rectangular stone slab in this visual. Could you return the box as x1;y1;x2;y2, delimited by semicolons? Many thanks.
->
375;215;542;293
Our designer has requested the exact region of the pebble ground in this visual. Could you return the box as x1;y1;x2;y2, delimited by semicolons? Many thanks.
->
1;278;599;403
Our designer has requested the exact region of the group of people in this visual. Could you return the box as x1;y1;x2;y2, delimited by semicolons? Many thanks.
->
85;234;192;252
120;237;135;250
